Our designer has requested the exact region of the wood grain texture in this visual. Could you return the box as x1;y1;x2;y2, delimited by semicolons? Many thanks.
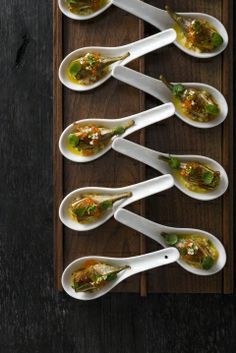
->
53;0;63;290
0;0;235;352
54;0;233;293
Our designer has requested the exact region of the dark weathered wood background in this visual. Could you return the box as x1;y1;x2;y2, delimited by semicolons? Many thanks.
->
0;0;235;352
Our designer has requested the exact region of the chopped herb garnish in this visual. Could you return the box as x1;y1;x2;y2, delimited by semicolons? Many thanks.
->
205;104;219;116
192;20;202;33
168;157;181;169
201;256;214;270
179;248;187;256
68;133;80;147
172;84;185;98
203;172;214;185
211;32;223;48
163;233;178;246
86;204;97;214
73;207;86;217
106;273;117;281
113;126;125;135
100;200;113;211
69;62;81;77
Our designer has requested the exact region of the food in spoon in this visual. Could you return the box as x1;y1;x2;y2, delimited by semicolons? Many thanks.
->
162;232;218;270
165;5;224;53
160;75;220;122
160;155;220;193
66;0;108;16
67;52;130;85
71;260;130;292
69;192;132;223
68;120;134;156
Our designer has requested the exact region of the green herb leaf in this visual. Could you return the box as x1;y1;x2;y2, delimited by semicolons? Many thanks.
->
73;207;86;217
172;84;185;98
203;172;214;185
205;104;219;116
201;256;214;270
163;233;178;246
100;200;113;211
192;20;202;33
106;273;117;281
179;248;187;256
69;62;82;77
87;55;96;67
67;0;78;4
168;157;181;169
72;282;94;292
211;32;223;48
68;133;80;147
113;126;125;135
86;204;97;215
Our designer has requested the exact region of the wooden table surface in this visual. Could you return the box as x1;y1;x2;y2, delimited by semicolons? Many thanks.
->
0;1;235;352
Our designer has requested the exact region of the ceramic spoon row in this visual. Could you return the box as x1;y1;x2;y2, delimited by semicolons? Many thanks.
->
59;31;228;129
58;0;228;58
58;1;228;299
59;29;176;91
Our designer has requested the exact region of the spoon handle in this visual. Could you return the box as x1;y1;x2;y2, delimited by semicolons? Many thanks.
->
125;248;179;276
122;103;174;137
113;0;171;30
115;174;174;210
112;66;170;103
121;29;176;65
115;208;167;247
112;138;168;174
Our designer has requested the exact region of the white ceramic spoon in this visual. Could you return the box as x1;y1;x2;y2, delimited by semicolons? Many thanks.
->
61;247;179;300
112;66;228;129
59;174;174;231
59;103;174;163
58;0;228;58
112;138;228;201
59;29;176;91
114;208;226;276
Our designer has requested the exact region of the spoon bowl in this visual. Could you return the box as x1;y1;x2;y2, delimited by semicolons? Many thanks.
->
114;208;227;276
61;247;179;300
59;103;174;163
58;0;228;58
59;174;174;231
112;138;229;201
112;66;228;129
59;29;176;91
58;0;112;20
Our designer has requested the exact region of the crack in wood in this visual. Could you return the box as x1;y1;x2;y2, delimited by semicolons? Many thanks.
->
15;34;30;67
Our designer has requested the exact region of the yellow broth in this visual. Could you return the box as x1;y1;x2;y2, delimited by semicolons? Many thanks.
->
67;133;110;157
68;196;102;224
66;55;110;86
172;168;217;193
172;96;217;123
66;0;108;16
176;234;218;269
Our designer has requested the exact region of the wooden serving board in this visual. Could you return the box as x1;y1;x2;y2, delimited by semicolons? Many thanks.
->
53;0;233;293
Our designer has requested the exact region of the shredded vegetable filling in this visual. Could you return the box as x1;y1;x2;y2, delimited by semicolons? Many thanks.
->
66;0;108;16
162;233;218;270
